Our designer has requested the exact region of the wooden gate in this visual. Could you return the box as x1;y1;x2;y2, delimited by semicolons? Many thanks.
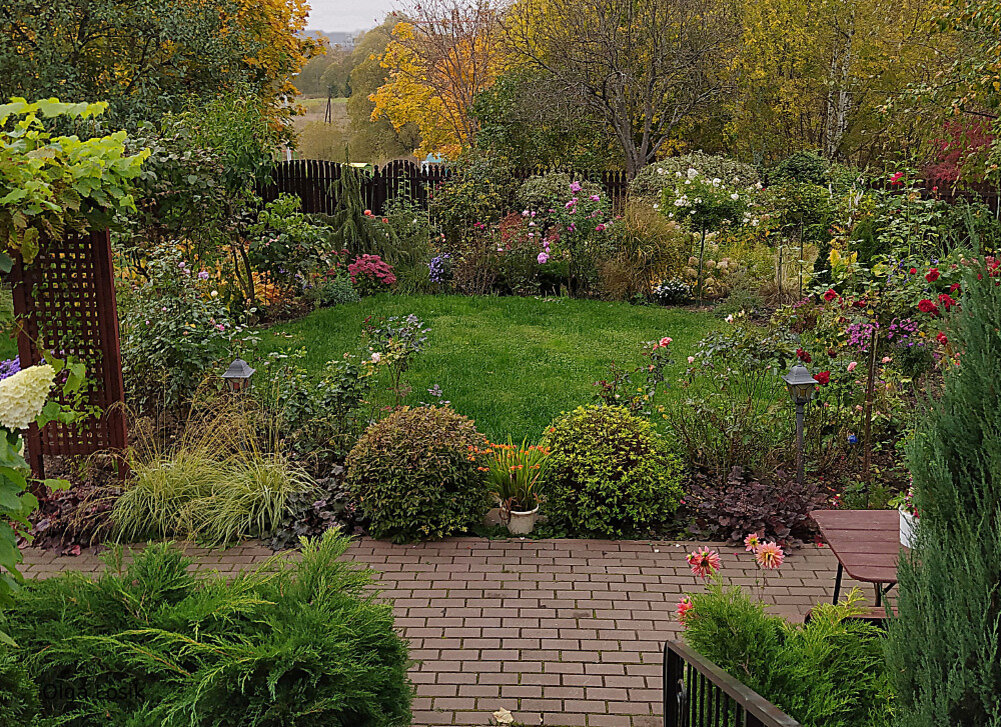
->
10;229;127;478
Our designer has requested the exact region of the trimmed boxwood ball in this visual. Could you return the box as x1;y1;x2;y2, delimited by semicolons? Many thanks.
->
346;406;490;542
541;405;684;537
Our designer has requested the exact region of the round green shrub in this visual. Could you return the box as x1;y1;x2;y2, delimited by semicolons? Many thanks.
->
541;405;684;537
517;172;602;211
346;406;490;542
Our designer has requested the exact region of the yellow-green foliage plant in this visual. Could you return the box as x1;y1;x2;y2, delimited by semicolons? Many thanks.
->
113;397;317;545
541;405;684;537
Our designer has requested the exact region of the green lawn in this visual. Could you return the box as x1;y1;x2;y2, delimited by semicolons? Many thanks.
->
258;295;718;441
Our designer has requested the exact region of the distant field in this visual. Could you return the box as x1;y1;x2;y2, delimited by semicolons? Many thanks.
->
294;96;348;131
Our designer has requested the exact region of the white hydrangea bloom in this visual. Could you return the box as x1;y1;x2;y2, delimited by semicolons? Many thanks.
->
0;364;56;430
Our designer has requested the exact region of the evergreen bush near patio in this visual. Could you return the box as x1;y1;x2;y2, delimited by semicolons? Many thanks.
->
541;405;683;536
346;406;490;542
0;532;411;727
886;269;1001;726
684;585;893;727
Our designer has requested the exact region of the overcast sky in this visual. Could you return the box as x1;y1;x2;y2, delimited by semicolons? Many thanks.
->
307;0;394;34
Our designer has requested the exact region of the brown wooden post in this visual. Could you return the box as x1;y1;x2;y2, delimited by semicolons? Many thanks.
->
9;229;128;480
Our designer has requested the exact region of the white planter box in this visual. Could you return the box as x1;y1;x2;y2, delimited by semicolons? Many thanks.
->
899;507;918;548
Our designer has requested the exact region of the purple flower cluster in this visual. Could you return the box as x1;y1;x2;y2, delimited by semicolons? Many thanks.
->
429;253;451;284
886;317;922;347
0;356;20;381
846;321;879;351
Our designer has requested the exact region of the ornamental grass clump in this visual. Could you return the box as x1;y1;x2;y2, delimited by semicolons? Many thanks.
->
345;406;490;542
113;397;317;545
0;531;412;727
540;405;683;537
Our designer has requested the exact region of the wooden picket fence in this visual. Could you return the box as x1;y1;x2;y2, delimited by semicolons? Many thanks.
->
258;159;631;216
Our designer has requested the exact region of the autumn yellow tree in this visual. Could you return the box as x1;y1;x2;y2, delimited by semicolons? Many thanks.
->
731;0;954;165
370;0;506;158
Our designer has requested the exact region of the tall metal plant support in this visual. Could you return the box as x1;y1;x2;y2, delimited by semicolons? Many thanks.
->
10;229;128;478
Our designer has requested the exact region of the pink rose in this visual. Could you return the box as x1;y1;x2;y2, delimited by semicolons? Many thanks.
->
847;361;857;372
659;337;672;347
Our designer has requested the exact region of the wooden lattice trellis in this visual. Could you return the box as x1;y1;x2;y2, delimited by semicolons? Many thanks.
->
10;229;127;478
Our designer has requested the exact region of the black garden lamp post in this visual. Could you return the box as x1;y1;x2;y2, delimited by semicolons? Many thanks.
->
222;358;255;393
783;363;817;486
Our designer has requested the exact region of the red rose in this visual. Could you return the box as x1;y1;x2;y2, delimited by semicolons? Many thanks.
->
823;288;838;302
950;283;961;293
853;299;867;309
918;299;939;315
909;268;917;275
938;293;957;310
813;371;831;385
925;268;940;282
936;332;948;345
796;348;812;364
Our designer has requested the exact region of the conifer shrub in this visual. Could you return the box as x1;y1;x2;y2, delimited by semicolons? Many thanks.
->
345;406;490;542
684;585;893;727
540;405;683;536
885;269;1001;726
0;532;411;727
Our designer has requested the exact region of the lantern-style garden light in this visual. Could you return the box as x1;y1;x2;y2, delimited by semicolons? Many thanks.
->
783;363;817;485
222;358;255;393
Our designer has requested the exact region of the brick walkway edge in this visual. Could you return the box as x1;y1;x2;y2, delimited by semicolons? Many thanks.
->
21;538;869;727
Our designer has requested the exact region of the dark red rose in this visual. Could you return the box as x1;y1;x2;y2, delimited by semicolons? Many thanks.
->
918;299;939;315
813;371;831;385
925;268;940;283
823;288;838;302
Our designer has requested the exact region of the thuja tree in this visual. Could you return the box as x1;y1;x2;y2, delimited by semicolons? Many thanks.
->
885;269;1001;725
327;164;390;255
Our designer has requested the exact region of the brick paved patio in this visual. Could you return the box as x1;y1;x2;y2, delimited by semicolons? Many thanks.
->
20;537;871;727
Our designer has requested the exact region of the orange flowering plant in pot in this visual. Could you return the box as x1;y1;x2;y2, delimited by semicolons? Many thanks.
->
476;439;550;535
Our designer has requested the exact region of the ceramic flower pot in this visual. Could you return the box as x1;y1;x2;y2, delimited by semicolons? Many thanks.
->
899;507;918;548
504;505;540;536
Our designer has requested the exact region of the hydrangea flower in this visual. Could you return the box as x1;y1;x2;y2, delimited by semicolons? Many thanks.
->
0;364;56;430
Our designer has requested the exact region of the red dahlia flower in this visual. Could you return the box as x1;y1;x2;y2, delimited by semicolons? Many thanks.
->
918;299;939;315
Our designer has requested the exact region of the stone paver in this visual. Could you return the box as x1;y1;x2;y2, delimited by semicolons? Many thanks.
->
20;537;872;727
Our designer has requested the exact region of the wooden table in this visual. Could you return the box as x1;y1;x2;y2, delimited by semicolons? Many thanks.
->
810;509;902;606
